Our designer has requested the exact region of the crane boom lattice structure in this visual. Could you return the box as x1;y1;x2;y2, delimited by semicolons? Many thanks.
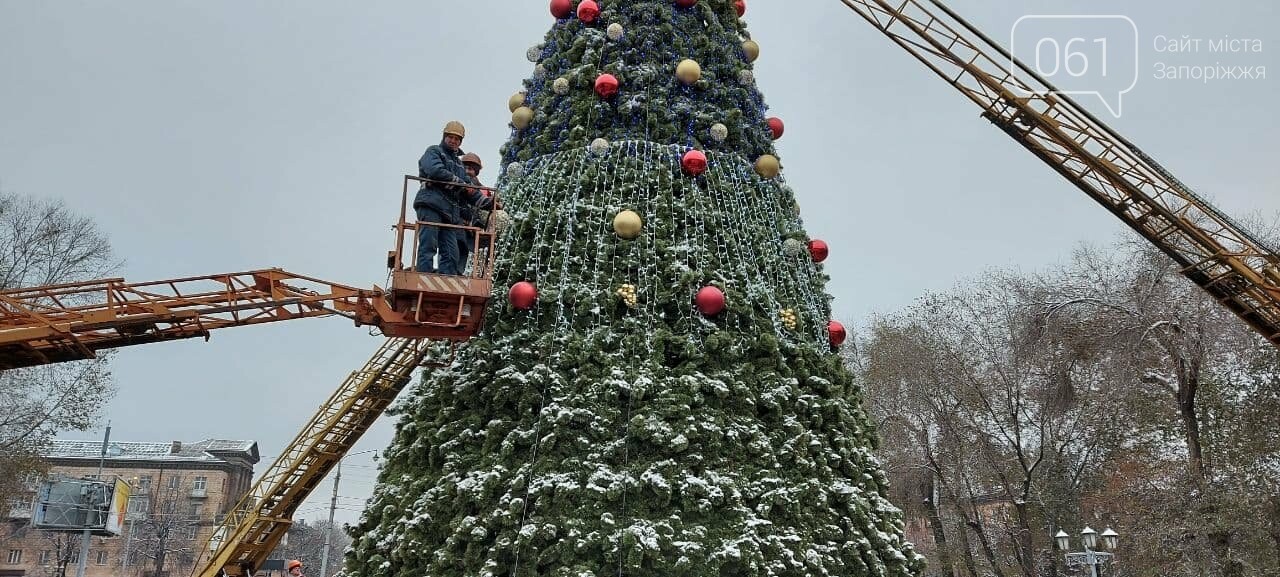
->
194;337;439;577
838;0;1280;347
0;269;381;369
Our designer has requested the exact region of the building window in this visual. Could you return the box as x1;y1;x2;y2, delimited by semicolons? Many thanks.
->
128;495;148;516
193;476;208;491
95;550;108;565
137;475;153;491
68;549;79;564
189;503;203;518
163;500;176;514
185;525;198;540
167;476;180;490
38;550;50;564
6;549;21;564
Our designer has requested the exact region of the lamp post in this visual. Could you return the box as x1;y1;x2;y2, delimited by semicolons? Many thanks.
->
318;450;376;577
1056;526;1119;576
75;424;112;577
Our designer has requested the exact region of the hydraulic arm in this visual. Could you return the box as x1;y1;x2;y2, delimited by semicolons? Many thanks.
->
0;269;381;369
837;0;1280;347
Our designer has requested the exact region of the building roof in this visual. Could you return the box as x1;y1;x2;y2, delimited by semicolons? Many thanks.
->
45;439;260;465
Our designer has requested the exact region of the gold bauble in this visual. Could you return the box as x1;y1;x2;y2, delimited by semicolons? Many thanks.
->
512;106;534;129
613;210;643;239
755;154;781;179
676;59;702;85
508;91;526;112
742;40;760;62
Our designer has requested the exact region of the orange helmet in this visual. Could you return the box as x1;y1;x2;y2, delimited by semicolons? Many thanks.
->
287;560;302;571
460;153;483;170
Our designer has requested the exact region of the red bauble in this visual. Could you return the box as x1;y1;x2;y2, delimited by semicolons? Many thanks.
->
594;73;619;98
675;0;698;7
767;116;784;140
734;0;746;17
509;281;538;310
695;286;725;316
681;149;708;176
808;239;829;263
577;0;600;23
550;0;572;19
828;320;847;347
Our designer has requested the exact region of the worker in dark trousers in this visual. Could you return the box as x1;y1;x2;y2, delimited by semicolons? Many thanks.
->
415;121;487;275
456;152;491;275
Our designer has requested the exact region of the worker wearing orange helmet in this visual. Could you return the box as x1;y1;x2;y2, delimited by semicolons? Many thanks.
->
415;121;492;275
286;560;304;577
456;152;490;273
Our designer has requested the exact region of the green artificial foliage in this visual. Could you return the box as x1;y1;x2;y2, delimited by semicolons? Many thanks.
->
345;2;923;576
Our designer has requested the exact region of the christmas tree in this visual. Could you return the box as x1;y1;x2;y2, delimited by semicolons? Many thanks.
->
345;1;922;576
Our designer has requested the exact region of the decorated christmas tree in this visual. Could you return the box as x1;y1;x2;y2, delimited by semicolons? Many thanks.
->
345;1;922;576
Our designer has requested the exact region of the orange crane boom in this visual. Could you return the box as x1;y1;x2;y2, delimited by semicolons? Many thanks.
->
837;0;1280;347
0;269;382;369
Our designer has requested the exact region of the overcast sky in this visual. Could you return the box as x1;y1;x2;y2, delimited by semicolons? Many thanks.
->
2;1;1277;526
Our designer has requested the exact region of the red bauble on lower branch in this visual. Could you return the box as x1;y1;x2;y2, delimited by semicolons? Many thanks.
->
594;73;619;98
577;0;600;23
695;286;725;316
767;116;784;140
735;0;746;17
509;281;538;310
550;0;572;19
681;149;708;176
675;0;698;7
808;239;829;263
828;320;847;347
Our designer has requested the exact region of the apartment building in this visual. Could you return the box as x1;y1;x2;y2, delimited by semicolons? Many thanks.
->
2;439;259;577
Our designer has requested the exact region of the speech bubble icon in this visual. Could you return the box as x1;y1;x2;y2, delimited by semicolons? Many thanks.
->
1010;15;1139;118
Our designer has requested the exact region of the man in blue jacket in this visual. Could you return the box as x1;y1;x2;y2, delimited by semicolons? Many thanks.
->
415;121;491;275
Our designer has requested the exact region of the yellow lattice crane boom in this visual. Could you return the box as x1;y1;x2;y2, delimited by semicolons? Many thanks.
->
193;337;439;577
837;0;1280;347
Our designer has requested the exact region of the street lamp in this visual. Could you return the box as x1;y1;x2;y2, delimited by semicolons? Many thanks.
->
1101;528;1119;551
1081;526;1098;550
1057;526;1119;577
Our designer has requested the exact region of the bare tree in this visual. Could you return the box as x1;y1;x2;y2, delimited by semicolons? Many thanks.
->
858;270;1126;577
126;474;203;577
0;191;119;507
860;229;1280;577
1031;239;1279;576
36;531;84;577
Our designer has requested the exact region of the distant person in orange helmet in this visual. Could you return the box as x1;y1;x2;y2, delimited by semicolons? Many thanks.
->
286;560;304;577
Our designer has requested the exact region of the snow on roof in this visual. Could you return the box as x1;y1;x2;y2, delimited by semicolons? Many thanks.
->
46;439;259;464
